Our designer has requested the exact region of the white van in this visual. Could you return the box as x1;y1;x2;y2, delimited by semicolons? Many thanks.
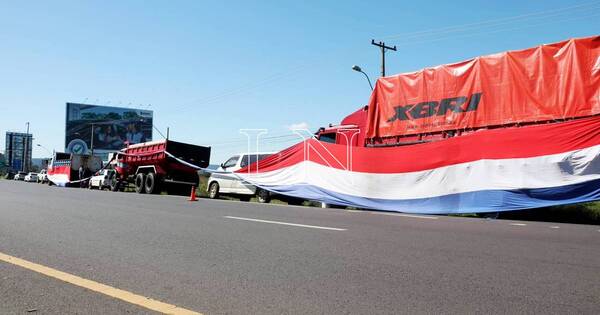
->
207;152;274;203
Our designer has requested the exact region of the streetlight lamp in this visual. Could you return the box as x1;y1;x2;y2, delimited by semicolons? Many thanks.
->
36;144;52;156
352;65;374;91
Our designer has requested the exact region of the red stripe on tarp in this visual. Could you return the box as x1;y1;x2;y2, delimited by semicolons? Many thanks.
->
239;115;600;174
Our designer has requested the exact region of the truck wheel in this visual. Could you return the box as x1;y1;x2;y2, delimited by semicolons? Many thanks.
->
208;182;220;199
256;188;271;203
135;173;146;194
110;180;120;192
144;172;160;194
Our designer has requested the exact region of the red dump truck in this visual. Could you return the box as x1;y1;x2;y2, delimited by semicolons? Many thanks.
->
318;35;600;147
112;139;211;194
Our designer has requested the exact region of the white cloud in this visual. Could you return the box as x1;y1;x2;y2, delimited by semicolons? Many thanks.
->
286;122;310;131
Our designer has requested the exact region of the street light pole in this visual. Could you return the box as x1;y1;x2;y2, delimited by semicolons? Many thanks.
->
352;65;374;91
23;122;30;172
36;144;52;156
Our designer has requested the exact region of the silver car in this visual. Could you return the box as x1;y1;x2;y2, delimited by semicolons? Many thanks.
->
13;172;27;181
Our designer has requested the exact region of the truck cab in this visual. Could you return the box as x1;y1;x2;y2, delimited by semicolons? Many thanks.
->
316;105;367;146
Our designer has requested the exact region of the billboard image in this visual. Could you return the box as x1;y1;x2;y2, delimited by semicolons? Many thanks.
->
65;103;153;155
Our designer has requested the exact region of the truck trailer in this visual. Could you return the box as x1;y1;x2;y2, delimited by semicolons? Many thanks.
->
47;152;103;187
318;35;600;147
112;139;211;194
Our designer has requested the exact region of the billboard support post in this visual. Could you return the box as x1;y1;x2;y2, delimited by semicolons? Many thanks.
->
90;123;94;157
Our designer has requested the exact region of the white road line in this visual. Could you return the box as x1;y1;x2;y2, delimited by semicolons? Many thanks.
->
224;216;347;231
510;223;527;226
549;226;560;229
375;212;439;220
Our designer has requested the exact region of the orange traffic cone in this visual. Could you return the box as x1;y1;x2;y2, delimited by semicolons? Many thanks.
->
189;186;198;202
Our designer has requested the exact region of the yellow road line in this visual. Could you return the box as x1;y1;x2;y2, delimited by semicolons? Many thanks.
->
0;252;202;315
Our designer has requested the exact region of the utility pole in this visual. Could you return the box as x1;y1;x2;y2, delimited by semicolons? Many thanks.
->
23;122;30;172
371;39;397;77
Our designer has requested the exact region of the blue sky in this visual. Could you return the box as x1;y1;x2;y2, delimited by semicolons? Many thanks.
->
0;0;598;163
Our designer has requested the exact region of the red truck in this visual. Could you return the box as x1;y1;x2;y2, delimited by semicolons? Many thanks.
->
112;139;211;194
318;36;600;147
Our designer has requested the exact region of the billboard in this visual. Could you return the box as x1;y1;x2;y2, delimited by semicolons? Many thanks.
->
65;103;153;155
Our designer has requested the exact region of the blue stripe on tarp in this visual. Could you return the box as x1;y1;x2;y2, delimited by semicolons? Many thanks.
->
260;178;600;214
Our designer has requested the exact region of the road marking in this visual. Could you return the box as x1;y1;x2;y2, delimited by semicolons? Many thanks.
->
550;226;560;229
510;223;527;226
376;212;439;220
224;216;347;231
0;252;201;315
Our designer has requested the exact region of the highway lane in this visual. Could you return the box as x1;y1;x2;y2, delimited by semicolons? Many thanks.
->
0;180;599;314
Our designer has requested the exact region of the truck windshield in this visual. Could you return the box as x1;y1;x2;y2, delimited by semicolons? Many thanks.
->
319;133;336;143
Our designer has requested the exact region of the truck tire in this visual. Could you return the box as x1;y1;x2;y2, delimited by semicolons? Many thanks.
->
256;188;271;204
144;172;160;194
110;180;120;192
208;182;220;199
135;173;146;194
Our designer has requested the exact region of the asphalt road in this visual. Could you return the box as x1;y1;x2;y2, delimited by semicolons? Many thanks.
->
0;180;599;314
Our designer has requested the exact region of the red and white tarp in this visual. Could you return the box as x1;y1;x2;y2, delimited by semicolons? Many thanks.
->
237;116;600;214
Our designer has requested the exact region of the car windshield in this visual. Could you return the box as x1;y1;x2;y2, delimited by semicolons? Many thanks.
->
222;156;239;168
240;154;271;168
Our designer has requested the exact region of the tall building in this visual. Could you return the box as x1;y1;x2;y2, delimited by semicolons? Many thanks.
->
5;132;32;172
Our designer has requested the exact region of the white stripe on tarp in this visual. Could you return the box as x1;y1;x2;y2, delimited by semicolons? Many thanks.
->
237;144;600;200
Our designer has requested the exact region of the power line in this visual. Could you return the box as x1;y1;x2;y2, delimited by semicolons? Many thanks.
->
200;133;303;147
379;1;600;42
170;64;309;111
389;11;600;47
